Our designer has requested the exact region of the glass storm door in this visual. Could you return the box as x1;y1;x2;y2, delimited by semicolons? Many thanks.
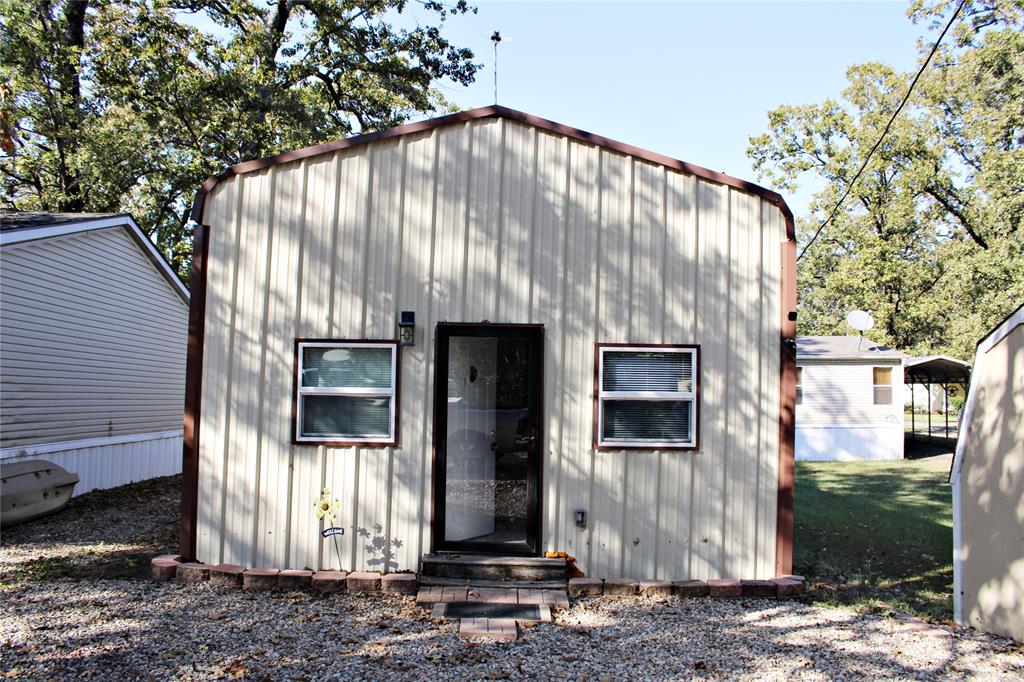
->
432;324;543;555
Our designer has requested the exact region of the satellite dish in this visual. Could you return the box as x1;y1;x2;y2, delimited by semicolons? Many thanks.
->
846;310;874;332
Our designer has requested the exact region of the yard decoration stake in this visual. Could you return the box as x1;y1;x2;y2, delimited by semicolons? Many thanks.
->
314;488;344;571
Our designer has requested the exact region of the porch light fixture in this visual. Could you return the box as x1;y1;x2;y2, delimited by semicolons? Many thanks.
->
398;311;415;347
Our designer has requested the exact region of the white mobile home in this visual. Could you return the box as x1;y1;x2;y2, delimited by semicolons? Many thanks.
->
796;336;905;461
951;303;1024;642
0;213;189;493
180;106;797;581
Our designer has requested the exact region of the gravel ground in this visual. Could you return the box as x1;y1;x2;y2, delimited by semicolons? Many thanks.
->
1;474;178;583
2;476;1023;680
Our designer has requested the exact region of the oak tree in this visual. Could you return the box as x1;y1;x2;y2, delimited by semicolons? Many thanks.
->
748;0;1023;358
1;0;478;277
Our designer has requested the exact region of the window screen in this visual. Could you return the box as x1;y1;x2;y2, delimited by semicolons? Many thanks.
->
596;346;698;449
295;341;398;444
873;367;893;405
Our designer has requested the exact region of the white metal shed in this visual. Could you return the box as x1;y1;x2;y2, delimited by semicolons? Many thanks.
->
180;106;798;581
951;302;1024;642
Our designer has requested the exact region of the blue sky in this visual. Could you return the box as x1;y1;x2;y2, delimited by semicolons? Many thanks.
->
180;1;933;218
408;0;930;217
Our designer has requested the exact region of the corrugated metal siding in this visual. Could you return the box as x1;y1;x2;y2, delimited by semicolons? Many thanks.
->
0;228;189;447
0;432;183;494
197;119;786;579
796;361;904;425
955;321;1024;642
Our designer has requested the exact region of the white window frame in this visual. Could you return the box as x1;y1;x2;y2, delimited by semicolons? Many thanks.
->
294;340;399;445
595;344;699;450
872;366;893;406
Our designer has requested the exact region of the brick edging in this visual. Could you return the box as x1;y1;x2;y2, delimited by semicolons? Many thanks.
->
153;554;804;602
150;555;417;595
568;575;807;599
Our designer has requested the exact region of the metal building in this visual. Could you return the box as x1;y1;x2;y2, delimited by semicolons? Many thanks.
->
181;107;797;580
952;303;1024;642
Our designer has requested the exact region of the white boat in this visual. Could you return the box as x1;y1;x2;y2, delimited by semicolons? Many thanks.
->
1;460;79;526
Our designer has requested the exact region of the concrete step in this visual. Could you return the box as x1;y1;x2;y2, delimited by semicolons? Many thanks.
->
420;553;567;582
419;575;568;590
416;584;569;607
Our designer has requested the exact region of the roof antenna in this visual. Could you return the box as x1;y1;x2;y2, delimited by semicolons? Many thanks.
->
490;31;502;105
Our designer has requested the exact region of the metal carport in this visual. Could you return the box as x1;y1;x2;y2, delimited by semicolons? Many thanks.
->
904;356;971;443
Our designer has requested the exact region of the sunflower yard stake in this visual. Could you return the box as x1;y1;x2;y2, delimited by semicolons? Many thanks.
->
314;488;343;570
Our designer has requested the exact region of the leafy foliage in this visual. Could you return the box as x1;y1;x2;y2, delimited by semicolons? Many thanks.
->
749;0;1023;359
0;0;478;279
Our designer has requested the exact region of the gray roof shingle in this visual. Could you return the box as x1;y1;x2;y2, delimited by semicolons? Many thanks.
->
797;335;905;360
0;212;127;233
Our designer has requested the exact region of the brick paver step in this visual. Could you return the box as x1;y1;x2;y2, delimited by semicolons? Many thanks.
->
459;617;518;641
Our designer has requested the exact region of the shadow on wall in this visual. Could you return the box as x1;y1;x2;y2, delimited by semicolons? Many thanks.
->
358;523;401;572
961;334;1024;641
197;118;787;579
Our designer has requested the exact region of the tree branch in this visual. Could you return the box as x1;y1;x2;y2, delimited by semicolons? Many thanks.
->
924;186;988;248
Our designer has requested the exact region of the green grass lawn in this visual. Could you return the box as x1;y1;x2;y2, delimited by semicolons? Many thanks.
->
794;455;953;623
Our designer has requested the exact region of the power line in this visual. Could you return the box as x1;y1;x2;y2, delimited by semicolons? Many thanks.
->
796;0;967;262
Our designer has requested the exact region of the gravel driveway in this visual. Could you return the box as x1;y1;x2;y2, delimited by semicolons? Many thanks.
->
2;476;1022;680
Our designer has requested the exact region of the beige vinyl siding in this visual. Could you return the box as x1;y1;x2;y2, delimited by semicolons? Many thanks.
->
197;118;786;579
1;227;189;448
796;360;904;426
954;318;1023;642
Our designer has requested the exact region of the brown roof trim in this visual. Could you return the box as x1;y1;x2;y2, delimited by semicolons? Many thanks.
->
189;105;795;240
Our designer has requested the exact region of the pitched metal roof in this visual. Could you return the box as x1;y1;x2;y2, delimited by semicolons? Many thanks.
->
903;355;972;384
190;105;795;240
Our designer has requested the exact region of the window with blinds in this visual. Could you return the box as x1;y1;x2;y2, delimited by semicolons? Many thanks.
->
595;345;699;449
294;341;399;444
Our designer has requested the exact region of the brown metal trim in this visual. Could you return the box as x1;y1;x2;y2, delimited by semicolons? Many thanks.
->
179;223;210;560
535;325;546;553
592;343;702;452
291;338;402;448
775;239;797;577
190;105;795;240
428;326;441;555
435;321;546;328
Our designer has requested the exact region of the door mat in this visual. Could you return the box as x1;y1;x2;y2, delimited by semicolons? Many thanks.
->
441;603;542;620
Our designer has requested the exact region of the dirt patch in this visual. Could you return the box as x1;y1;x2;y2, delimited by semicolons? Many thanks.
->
0;475;179;583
